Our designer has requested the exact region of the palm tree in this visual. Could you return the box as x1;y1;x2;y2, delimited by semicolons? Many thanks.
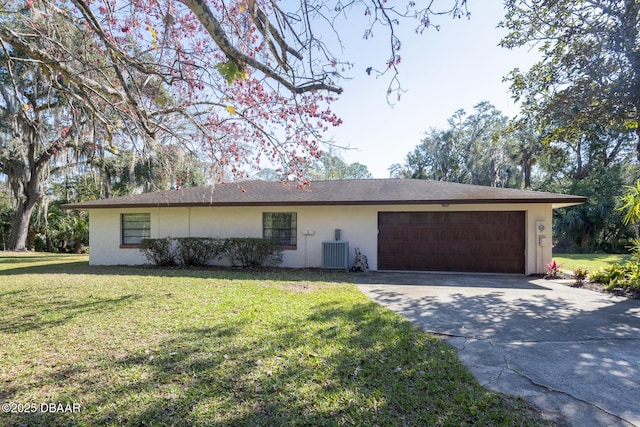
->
620;181;640;239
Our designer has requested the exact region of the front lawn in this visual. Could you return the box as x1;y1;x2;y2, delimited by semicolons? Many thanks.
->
0;253;547;426
552;253;631;272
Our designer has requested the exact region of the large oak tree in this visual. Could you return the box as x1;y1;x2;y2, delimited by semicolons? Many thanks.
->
0;50;93;251
0;0;467;250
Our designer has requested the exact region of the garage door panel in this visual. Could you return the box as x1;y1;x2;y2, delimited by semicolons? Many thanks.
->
380;212;411;225
380;228;407;242
378;211;525;273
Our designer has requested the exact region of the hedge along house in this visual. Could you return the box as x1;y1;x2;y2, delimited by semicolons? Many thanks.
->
63;179;587;274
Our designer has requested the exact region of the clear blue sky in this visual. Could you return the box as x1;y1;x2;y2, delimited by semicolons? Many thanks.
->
327;3;539;178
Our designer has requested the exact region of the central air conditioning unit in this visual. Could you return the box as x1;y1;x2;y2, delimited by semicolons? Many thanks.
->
321;241;349;269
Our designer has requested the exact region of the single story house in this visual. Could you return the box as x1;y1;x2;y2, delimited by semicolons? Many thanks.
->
63;179;587;274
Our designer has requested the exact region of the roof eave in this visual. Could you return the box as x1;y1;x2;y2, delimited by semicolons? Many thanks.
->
552;200;589;209
62;197;588;210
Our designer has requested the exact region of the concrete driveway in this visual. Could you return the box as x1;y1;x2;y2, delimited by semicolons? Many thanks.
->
355;272;640;427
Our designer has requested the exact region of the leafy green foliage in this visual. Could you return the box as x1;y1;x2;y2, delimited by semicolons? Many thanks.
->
140;237;283;268
619;181;640;238
588;241;640;291
92;145;206;197
394;97;639;253
390;102;524;187
590;264;635;291
571;268;588;288
215;60;248;85
45;206;89;253
33;177;101;253
0;194;14;250
551;163;635;253
176;237;226;267
140;238;177;266
501;0;640;158
498;0;640;253
308;151;373;180
0;46;81;251
225;237;283;268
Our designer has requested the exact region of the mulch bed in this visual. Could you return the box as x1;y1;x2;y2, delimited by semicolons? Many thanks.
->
545;274;640;300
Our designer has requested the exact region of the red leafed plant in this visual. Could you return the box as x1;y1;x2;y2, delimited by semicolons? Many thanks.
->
545;260;562;278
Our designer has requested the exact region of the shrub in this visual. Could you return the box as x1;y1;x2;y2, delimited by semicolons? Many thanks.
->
545;260;562;278
225;237;283;268
140;238;177;266
589;262;640;291
571;268;589;287
628;238;640;263
590;264;626;285
140;237;283;269
623;262;640;290
176;237;225;266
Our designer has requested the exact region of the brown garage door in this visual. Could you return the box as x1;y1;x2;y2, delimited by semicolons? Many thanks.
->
378;211;525;273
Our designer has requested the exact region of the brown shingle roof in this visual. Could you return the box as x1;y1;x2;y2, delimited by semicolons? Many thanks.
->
62;179;587;209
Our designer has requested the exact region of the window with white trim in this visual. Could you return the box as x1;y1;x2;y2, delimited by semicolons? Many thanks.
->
263;212;297;247
121;213;150;246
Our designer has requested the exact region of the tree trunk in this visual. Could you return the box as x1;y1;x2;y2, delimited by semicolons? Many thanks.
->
6;197;38;251
6;143;44;251
522;154;532;188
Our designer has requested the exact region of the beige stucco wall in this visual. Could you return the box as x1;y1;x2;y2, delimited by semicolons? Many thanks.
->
87;203;553;274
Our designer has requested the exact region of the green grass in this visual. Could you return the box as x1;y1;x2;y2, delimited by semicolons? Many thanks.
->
552;253;631;272
0;253;547;426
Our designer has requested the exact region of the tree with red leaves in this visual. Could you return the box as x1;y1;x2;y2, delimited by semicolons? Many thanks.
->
0;0;467;250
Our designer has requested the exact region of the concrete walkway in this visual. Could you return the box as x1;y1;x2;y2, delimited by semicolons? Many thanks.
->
355;272;640;427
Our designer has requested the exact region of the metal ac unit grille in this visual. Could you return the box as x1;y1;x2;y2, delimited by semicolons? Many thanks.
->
321;241;349;269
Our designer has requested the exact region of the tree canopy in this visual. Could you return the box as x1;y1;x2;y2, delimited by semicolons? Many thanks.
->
0;0;469;249
308;151;372;180
500;0;640;157
0;0;469;183
390;102;520;188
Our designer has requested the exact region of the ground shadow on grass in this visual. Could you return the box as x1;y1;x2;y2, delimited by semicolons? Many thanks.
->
0;298;547;427
0;292;141;334
0;253;75;263
0;261;93;275
0;256;352;284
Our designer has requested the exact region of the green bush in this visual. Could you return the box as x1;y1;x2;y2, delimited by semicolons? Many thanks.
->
176;237;225;266
590;264;625;284
140;238;177;266
623;262;640;290
571;268;588;287
614;239;640;290
140;237;283;268
225;237;283;268
589;262;640;291
0;199;15;251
